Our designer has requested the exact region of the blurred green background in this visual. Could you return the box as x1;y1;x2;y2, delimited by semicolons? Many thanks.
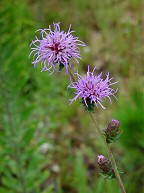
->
0;0;144;193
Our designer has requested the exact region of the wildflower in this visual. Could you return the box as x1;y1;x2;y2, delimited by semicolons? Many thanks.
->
104;119;122;143
30;22;85;74
98;155;115;178
69;66;117;112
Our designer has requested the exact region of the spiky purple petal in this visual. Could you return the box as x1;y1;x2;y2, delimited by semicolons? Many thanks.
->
69;66;118;109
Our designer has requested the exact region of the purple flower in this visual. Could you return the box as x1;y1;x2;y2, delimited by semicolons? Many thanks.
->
69;66;118;110
30;22;85;74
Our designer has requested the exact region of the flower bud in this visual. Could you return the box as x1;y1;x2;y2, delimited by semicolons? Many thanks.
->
98;155;115;178
104;119;122;143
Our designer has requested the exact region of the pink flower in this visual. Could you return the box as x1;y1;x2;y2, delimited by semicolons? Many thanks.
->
30;22;85;74
69;66;118;110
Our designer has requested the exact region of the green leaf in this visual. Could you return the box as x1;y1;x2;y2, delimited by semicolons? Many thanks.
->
22;126;36;145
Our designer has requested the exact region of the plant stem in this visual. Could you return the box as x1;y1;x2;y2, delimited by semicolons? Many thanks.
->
90;112;126;193
68;68;126;193
68;67;76;82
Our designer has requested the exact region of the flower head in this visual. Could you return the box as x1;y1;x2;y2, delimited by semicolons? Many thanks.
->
69;66;117;111
30;22;85;74
97;155;115;178
104;119;122;143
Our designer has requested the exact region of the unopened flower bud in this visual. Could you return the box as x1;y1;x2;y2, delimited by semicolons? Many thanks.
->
104;119;122;143
98;155;115;178
98;155;111;174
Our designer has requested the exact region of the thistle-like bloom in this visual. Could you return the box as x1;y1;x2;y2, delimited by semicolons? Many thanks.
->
30;22;85;74
69;66;117;110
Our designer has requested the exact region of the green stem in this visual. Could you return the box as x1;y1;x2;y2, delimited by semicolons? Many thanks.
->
89;113;126;193
69;67;76;82
68;68;126;193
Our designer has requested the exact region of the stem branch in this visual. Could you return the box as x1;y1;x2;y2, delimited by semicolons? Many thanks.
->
68;67;126;193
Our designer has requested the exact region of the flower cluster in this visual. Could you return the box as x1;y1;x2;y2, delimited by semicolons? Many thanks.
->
69;66;117;111
30;22;85;74
30;22;125;185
